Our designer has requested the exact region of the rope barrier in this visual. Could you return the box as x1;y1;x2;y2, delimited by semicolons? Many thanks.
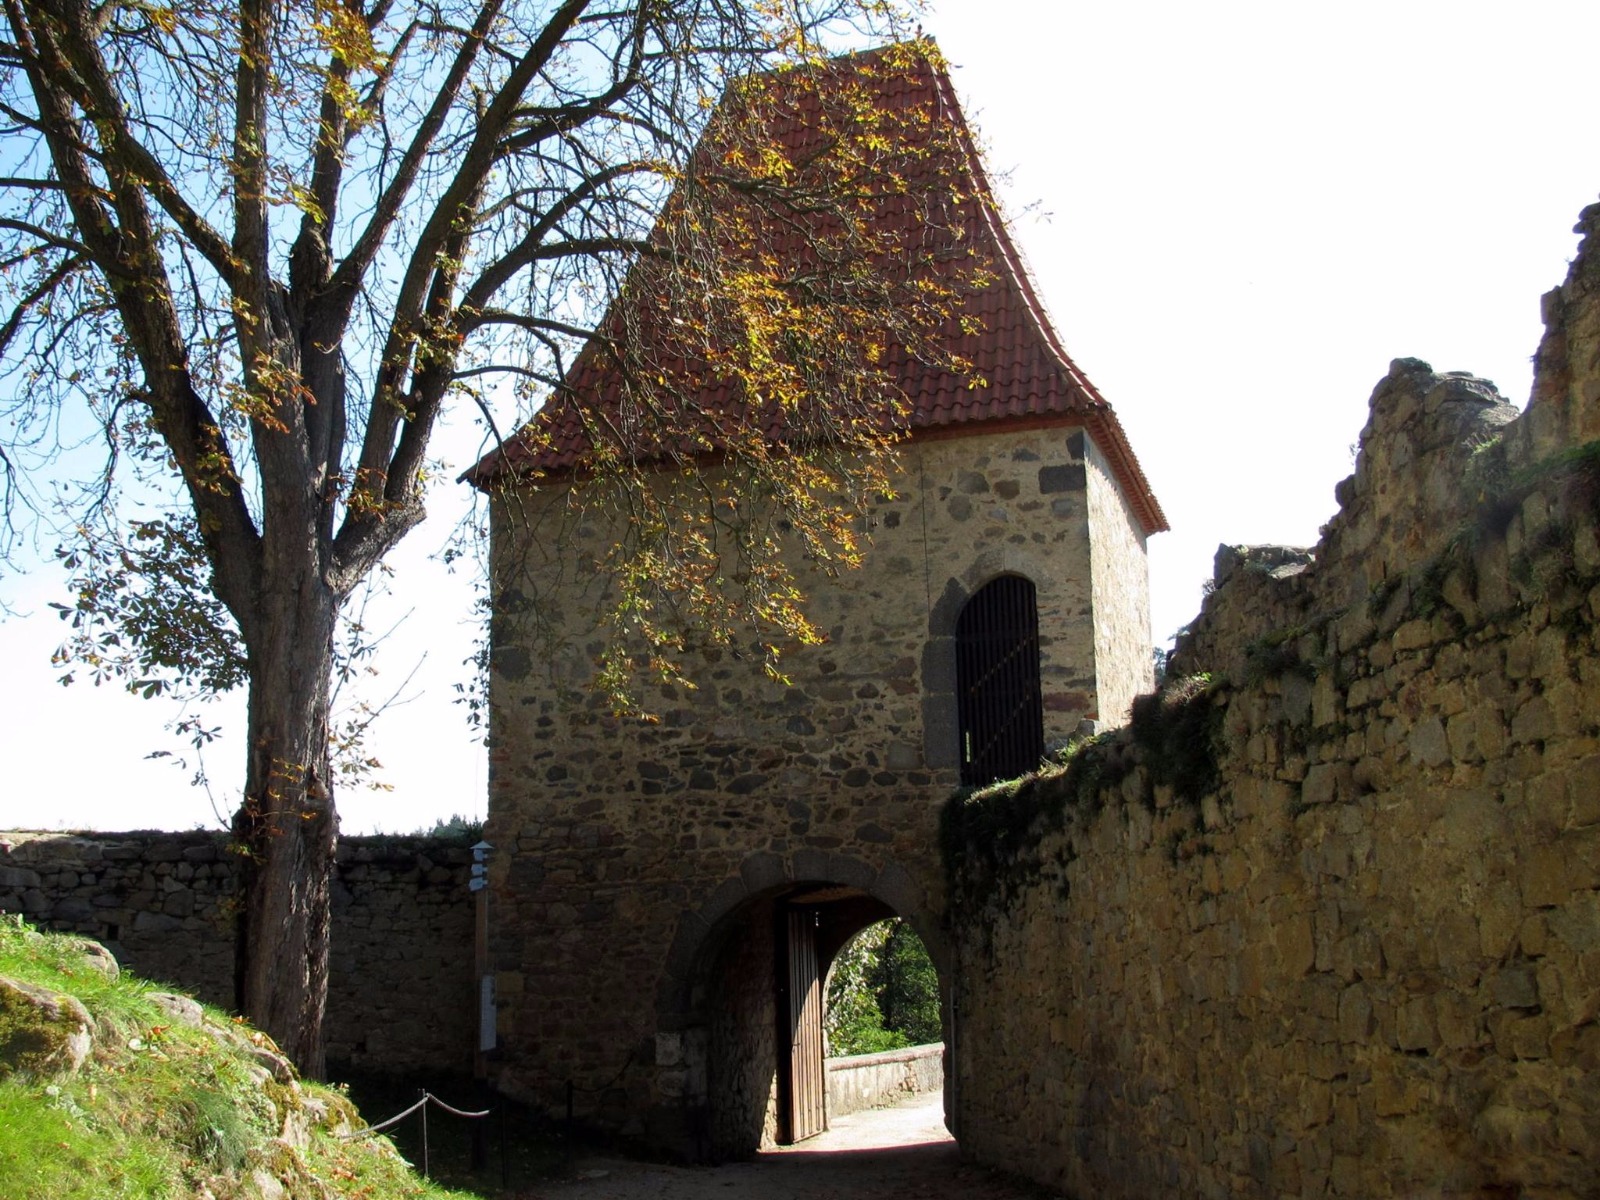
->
338;1088;501;1182
340;1090;492;1140
425;1094;491;1120
338;1094;431;1140
565;1046;637;1095
344;1064;645;1185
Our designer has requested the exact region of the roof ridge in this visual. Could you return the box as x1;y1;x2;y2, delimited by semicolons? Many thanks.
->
922;59;1164;531
927;62;1107;410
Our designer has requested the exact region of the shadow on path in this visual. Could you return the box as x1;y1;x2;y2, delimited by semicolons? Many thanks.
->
522;1092;1055;1199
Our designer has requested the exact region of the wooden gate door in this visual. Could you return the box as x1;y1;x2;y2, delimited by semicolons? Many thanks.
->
781;906;827;1143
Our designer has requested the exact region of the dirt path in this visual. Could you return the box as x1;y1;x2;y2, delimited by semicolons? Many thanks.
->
518;1093;1053;1200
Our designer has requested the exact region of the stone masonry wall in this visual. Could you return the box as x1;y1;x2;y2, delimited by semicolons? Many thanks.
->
705;898;780;1153
1;831;237;1001
1086;435;1153;726
484;421;1152;1145
0;830;476;1076
944;201;1600;1198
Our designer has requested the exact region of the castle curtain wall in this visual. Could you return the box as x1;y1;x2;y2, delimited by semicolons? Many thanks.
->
0;832;476;1076
945;204;1600;1197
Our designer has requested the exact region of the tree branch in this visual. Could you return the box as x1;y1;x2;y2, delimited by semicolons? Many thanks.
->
351;0;595;512
231;0;271;304
33;8;241;288
0;253;83;361
0;217;102;264
458;307;603;343
451;363;561;389
460;157;662;313
325;0;508;309
494;0;655;159
9;0;264;636
331;169;488;590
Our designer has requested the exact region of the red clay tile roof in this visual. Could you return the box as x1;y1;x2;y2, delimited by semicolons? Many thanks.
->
467;42;1167;536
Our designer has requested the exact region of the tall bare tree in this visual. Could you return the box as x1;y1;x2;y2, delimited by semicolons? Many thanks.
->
0;0;978;1073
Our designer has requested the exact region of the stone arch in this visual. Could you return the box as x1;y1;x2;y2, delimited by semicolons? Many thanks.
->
651;850;949;1159
922;546;1058;771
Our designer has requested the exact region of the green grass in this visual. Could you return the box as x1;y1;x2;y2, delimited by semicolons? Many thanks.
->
0;915;479;1200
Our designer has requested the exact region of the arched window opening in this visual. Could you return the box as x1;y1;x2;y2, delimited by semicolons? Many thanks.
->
956;575;1044;785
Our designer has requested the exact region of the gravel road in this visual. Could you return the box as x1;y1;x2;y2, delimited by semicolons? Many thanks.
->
518;1092;1054;1200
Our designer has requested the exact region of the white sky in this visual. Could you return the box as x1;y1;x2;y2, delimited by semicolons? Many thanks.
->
2;0;1596;835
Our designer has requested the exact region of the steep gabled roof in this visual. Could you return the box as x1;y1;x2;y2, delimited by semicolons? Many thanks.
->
467;42;1167;535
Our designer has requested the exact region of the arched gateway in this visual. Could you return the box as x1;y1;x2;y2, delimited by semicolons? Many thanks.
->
655;852;949;1158
465;43;1164;1157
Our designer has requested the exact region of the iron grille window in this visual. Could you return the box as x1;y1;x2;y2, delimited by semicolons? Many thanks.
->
956;575;1045;785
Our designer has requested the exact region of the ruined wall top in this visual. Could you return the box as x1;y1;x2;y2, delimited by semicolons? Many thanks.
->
1521;198;1600;459
1174;198;1600;679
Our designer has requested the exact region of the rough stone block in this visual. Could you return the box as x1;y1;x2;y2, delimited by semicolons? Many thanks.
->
792;850;873;891
1511;695;1556;744
1396;997;1439;1052
655;1031;684;1067
1277;915;1316;977
1337;985;1373;1044
698;876;749;927
1520;844;1569;908
738;853;790;896
1037;463;1086;494
1301;763;1350;807
1406;717;1451;768
1567;755;1600;828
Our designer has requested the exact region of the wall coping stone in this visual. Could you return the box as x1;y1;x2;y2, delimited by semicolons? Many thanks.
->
825;1042;942;1071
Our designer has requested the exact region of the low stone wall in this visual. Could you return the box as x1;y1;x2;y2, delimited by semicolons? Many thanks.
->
826;1043;943;1117
0;830;476;1076
0;831;238;1003
325;836;478;1073
942;202;1600;1198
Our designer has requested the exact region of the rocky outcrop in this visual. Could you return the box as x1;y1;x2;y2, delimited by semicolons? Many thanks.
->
0;974;92;1077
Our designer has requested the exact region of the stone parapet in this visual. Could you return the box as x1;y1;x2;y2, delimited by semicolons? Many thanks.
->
825;1043;944;1117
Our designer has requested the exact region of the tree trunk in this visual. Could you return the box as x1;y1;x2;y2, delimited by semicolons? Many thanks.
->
233;576;340;1078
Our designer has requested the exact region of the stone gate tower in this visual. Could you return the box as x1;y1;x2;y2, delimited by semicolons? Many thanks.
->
466;42;1166;1157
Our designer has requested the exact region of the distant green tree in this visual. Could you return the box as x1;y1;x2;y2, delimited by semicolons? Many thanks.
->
874;921;941;1046
420;814;485;843
824;918;941;1055
825;920;905;1056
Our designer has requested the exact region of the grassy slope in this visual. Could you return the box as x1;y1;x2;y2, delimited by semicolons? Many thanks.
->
0;916;476;1200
